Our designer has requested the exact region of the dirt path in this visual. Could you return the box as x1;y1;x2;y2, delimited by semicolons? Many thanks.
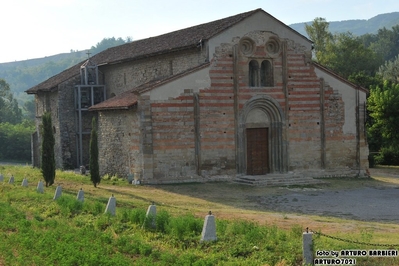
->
145;168;399;235
54;166;399;235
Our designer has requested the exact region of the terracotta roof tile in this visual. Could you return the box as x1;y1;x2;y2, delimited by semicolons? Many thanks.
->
89;90;137;111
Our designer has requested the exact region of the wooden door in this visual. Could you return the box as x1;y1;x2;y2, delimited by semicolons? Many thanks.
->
246;128;269;175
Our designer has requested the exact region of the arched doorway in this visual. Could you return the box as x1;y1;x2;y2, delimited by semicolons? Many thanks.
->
245;109;270;175
237;95;287;175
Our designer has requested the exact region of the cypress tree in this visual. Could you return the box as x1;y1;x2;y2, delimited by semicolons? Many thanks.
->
90;117;100;187
41;112;55;187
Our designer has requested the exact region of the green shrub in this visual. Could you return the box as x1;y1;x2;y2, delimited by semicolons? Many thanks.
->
89;117;100;187
375;146;399;165
0;121;34;162
41;112;56;187
155;210;171;233
369;153;376;168
55;195;83;217
168;214;202;240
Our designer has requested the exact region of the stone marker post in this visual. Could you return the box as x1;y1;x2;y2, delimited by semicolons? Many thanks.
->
37;180;44;193
53;185;62;200
200;211;217;242
8;175;14;184
21;178;28;187
0;174;3;182
303;229;313;265
76;188;84;202
144;202;157;228
127;173;133;184
105;194;116;216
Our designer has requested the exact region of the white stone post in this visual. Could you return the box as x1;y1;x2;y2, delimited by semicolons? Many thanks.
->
8;175;14;184
37;180;44;193
76;188;84;202
200;211;217;242
303;230;313;265
53;185;62;200
0;174;3;182
145;202;157;228
105;194;116;216
21;178;28;187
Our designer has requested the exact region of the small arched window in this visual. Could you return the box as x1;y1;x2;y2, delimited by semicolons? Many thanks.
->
249;60;259;87
261;60;273;87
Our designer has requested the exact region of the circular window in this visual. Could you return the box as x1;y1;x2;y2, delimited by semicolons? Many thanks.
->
239;37;255;56
265;37;280;55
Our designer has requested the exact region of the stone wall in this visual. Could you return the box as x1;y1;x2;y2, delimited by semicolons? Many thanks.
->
97;108;140;178
34;73;105;169
101;48;207;97
58;75;81;169
34;90;62;168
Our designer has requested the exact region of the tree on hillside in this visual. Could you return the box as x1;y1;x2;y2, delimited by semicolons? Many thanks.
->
23;99;36;120
348;72;383;90
89;117;100;187
305;19;379;79
370;26;399;63
0;78;22;124
319;32;380;79
305;17;332;61
90;37;133;55
367;81;399;164
378;54;399;84
41;112;55;187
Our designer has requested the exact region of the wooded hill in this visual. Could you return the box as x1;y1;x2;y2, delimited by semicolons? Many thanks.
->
290;12;399;37
0;37;131;102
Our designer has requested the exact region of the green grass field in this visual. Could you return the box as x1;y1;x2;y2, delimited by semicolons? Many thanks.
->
0;165;398;265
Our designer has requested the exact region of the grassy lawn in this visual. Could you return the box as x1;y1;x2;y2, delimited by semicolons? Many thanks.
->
0;165;398;265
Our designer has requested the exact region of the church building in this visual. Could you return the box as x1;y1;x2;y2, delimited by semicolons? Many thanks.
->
26;8;369;184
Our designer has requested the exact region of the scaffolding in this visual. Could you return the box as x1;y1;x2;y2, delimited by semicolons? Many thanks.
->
74;56;106;167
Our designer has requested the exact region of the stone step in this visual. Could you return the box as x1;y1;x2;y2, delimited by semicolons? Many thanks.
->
234;174;324;186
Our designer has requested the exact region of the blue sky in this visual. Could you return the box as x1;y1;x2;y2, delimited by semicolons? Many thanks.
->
1;0;399;63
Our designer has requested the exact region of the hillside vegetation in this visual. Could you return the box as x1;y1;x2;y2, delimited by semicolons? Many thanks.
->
0;37;131;102
290;12;399;37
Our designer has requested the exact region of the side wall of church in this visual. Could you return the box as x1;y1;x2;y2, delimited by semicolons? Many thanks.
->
100;49;207;97
34;74;105;170
57;75;81;169
149;92;198;182
97;108;141;178
284;43;367;177
34;90;62;168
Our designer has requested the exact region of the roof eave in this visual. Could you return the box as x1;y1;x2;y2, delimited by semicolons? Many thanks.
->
89;102;138;112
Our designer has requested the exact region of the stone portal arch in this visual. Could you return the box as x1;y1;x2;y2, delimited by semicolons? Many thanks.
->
237;95;287;175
